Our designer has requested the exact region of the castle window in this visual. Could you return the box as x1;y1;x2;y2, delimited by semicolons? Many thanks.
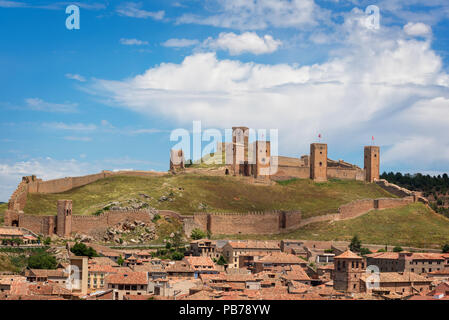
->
319;162;322;167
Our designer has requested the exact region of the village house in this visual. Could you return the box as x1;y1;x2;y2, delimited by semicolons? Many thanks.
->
165;260;195;278
0;275;26;293
253;252;307;273
189;239;220;260
222;241;281;269
184;256;219;276
366;252;445;274
24;269;69;285
87;264;119;290
360;272;432;296
105;271;149;300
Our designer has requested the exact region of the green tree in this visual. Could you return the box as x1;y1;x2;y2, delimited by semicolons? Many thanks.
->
360;248;372;256
28;250;57;269
70;242;99;258
43;237;51;245
442;244;449;253
117;255;124;266
393;246;403;252
216;255;227;266
191;228;207;240
171;251;184;260
349;235;362;252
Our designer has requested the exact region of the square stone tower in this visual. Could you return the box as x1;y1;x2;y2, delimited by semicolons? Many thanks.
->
310;143;327;182
255;140;271;178
57;200;72;238
333;250;365;293
170;149;185;172
232;126;249;175
364;146;380;182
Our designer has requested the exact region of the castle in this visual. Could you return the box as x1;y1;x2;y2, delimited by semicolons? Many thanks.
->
4;125;387;238
170;126;380;183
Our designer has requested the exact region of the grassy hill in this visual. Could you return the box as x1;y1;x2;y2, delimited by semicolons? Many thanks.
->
23;174;394;218
214;203;449;248
0;202;8;224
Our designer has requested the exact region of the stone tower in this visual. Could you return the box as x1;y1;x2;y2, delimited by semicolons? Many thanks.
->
232;126;249;175
255;140;271;178
310;143;327;182
364;146;380;182
170;149;185;172
333;250;365;293
57;200;72;238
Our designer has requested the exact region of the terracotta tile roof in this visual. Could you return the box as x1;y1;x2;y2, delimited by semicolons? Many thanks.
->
361;272;431;283
428;268;449;275
335;250;362;259
88;265;119;274
26;269;68;278
257;252;304;264
281;265;311;281
165;261;195;273
228;241;280;250
366;252;400;259
10;282;72;296
105;272;148;285
0;228;24;236
89;257;119;266
184;256;216;270
0;275;27;285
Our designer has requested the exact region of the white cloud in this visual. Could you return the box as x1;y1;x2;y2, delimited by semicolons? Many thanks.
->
116;2;164;20
43;122;97;131
88;13;449;172
404;22;432;37
65;73;86;82
120;38;149;46
0;158;99;201
25;98;78;113
162;38;200;48
203;32;282;55
177;0;328;30
63;136;92;142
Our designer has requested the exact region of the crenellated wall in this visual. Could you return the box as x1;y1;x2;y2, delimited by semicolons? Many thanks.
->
190;197;415;235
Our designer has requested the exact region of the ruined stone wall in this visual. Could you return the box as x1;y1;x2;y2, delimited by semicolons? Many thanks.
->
7;180;29;211
376;197;414;210
338;199;375;219
193;211;302;235
327;168;365;181
271;166;310;180
18;215;56;235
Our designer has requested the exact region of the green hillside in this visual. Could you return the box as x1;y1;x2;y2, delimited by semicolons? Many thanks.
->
23;174;394;217
0;202;8;224
215;203;449;248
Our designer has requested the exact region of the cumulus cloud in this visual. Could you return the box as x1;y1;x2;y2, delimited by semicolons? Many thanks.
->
404;22;432;37
65;73;86;82
177;0;328;30
120;38;149;46
0;158;99;201
161;38;200;48
25;98;78;113
116;2;164;20
203;32;282;55
87;10;449;172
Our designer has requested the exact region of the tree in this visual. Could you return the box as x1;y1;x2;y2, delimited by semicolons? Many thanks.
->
393;246;403;252
216;255;227;266
349;235;361;252
28;250;57;269
171;251;184;260
117;255;124;266
70;242;99;258
43;237;51;245
442;244;449;253
191;228;207;240
360;248;372;256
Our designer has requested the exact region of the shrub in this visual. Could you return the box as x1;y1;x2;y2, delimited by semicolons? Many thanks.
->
393;246;403;252
442;244;449;253
349;235;361;252
70;242;99;258
191;228;207;240
28;250;57;269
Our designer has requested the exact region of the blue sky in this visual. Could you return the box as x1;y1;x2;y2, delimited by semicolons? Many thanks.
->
1;0;449;201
